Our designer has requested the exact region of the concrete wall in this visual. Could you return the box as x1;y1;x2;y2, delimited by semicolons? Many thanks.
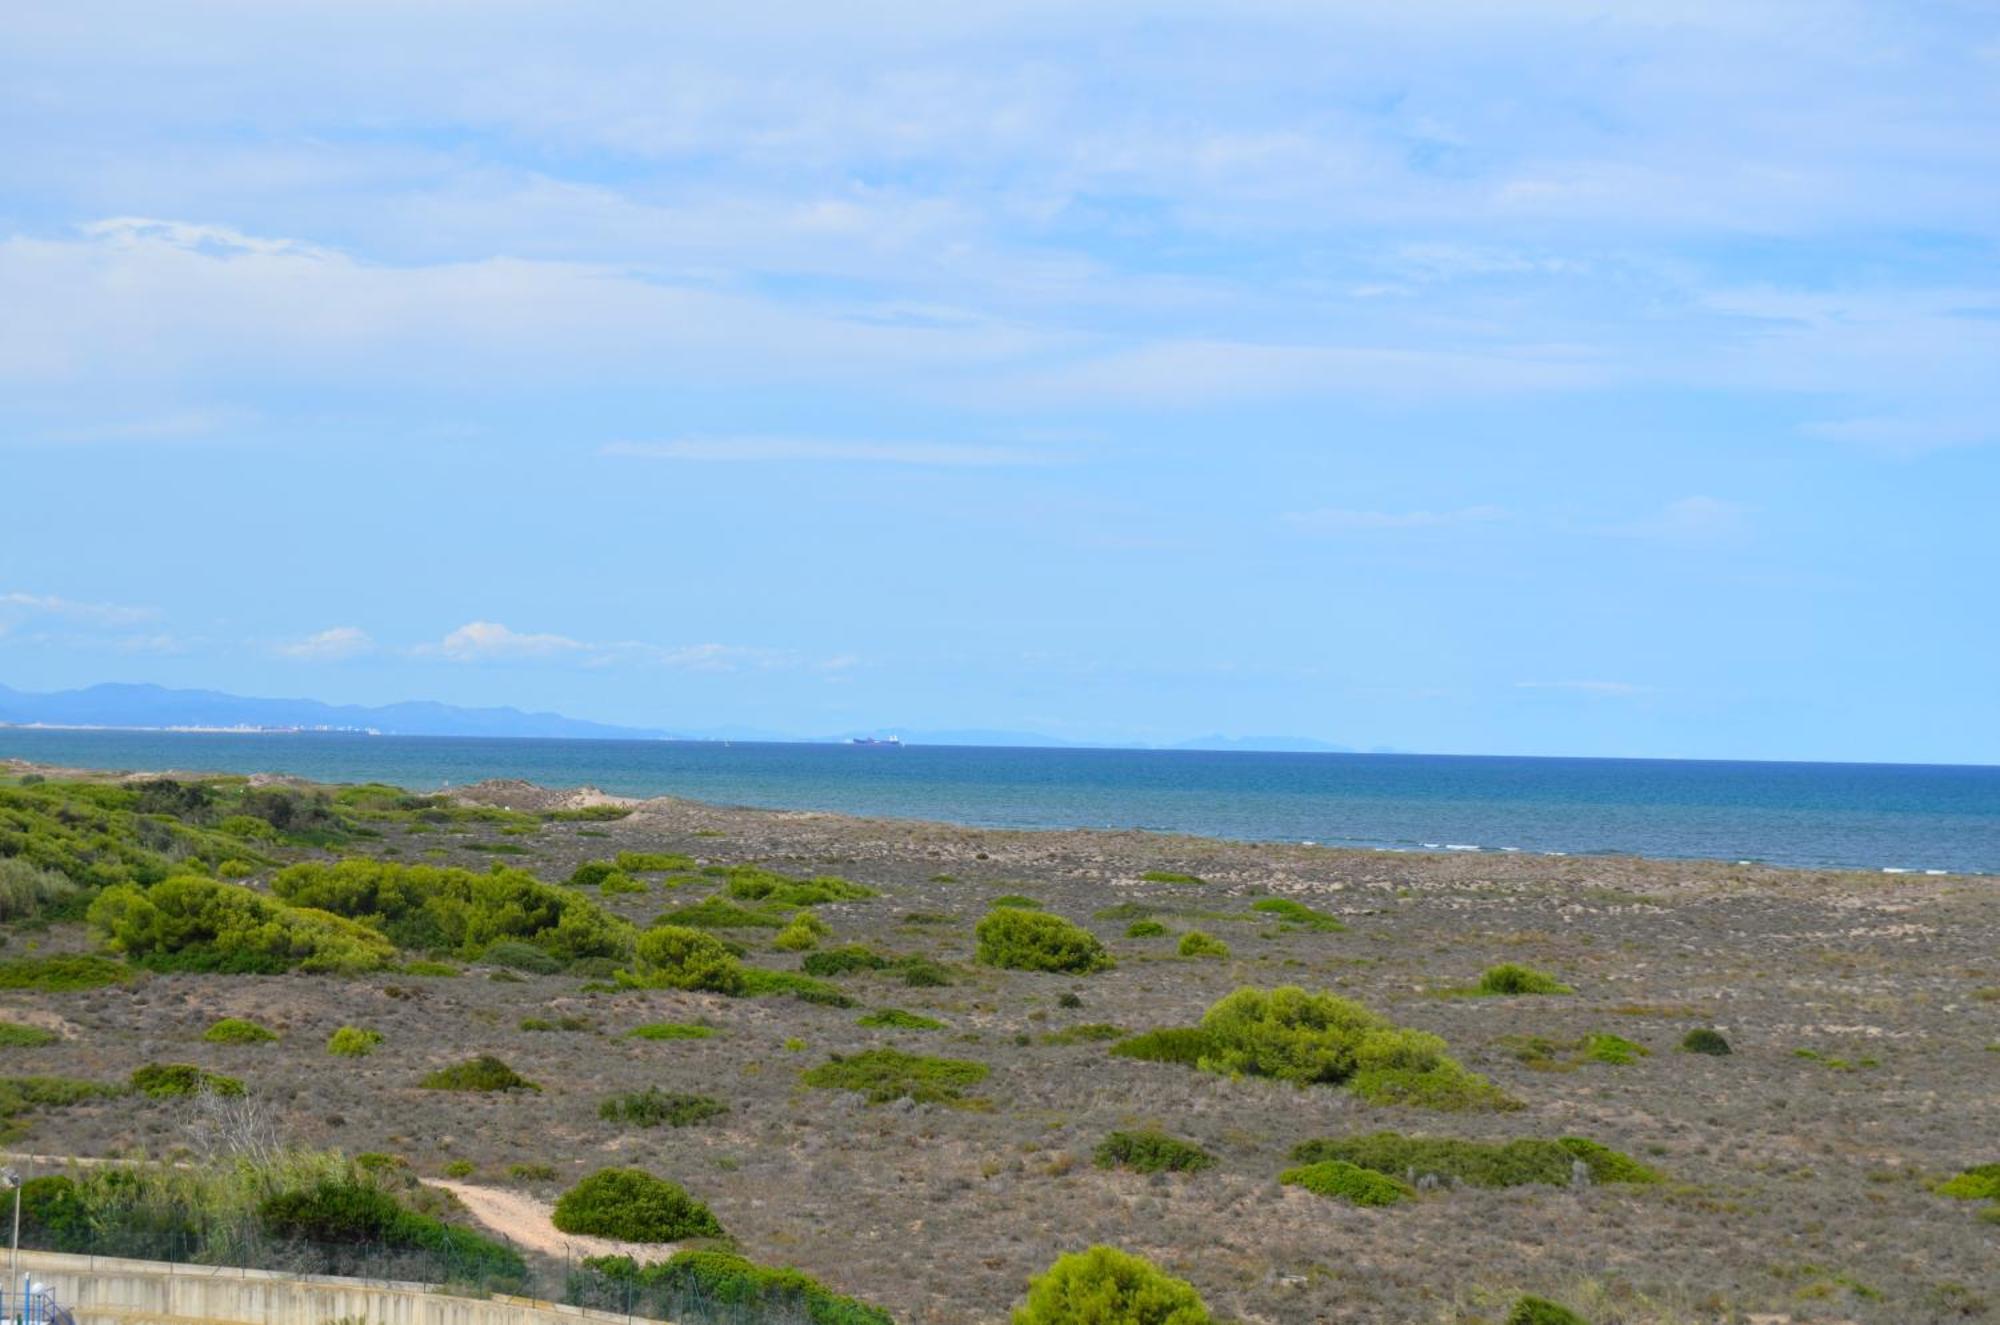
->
14;1250;662;1325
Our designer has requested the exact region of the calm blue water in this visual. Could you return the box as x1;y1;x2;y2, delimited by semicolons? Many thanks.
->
3;728;1996;874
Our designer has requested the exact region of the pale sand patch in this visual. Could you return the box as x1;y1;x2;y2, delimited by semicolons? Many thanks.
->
426;1178;672;1261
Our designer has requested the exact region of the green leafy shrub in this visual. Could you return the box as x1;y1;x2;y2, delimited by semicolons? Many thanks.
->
1109;1028;1218;1068
977;908;1113;974
1178;931;1229;959
481;939;563;974
1125;920;1169;938
1140;871;1204;885
0;857;82;923
202;1017;278;1044
1042;1023;1127;1045
724;868;874;906
419;1055;539;1092
1681;1027;1732;1055
1936;1163;2000;1201
272;859;631;961
1506;1297;1590;1325
772;912;829;951
568;1250;892;1325
858;1008;944;1030
899;956;953;987
519;1015;594;1032
1289;1132;1661;1187
617;852;696;873
131;1063;244;1098
1582;1033;1648;1065
598;872;647;896
569;861;619;888
737;968;855;1006
654;897;790;929
802;1048;989;1106
553;1168;724;1242
441;1160;476;1178
0;780;267;892
618;926;747;995
327;1026;381;1057
1249;898;1346;932
990;894;1041;909
1475;964;1574;996
598;1088;728;1128
215;859;256;880
0;1022;59;1048
1279;1159;1412;1206
1094;1129;1215;1175
88;877;395;974
1348;1026;1516;1111
626;1022;716;1041
508;1163;557;1181
1014;1245;1211;1325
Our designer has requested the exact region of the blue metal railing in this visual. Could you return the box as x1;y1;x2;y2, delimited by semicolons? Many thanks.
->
0;1276;62;1325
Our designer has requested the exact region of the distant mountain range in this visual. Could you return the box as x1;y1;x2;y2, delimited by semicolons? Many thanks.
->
0;680;1363;753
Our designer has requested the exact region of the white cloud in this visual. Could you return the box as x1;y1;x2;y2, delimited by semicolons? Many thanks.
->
1284;505;1508;533
424;621;591;663
416;621;810;673
275;626;375;662
0;591;157;627
603;437;1044;466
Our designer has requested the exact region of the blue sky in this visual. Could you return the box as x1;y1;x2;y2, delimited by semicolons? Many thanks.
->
2;2;1996;761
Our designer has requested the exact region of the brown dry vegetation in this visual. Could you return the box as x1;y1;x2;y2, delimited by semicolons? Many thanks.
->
1;765;1995;1324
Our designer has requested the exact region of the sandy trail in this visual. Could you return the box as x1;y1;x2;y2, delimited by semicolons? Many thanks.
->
427;1179;669;1262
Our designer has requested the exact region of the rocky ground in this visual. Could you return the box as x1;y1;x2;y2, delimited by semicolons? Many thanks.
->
3;769;1995;1324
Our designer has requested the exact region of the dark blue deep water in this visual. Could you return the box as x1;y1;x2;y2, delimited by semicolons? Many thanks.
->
2;728;1996;874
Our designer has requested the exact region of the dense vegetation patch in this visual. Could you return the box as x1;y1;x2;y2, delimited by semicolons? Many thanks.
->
771;912;829;951
1937;1163;2000;1222
857;1008;944;1030
1140;871;1204;885
1288;1132;1661;1188
568;1250;894;1325
0;1075;124;1141
619;926;748;994
519;1015;594;1032
626;1022;717;1041
1249;898;1346;932
1473;964;1574;996
1501;1033;1650;1071
0;779;278;897
990;894;1041;909
723;866;875;906
552;1168;724;1242
131;1063;244;1098
90;876;396;974
1014;1245;1211;1325
1125;920;1169;938
480;939;564;974
0;858;83;925
1178;931;1229;959
617;852;697;873
203;1017;278;1044
653;897;791;930
977;907;1113;974
0;955;131;991
802;1048;989;1106
273;859;630;961
1094;1129;1216;1175
599;1088;728;1128
1279;1160;1413;1207
1505;1298;1590;1325
419;1055;539;1092
0;1022;59;1048
1042;1022;1127;1046
327;1026;382;1057
1110;1028;1217;1068
1681;1027;1732;1055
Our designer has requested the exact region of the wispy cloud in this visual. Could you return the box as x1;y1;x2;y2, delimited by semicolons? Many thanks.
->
1284;505;1508;533
422;621;591;663
0;591;158;628
414;621;817;673
603;437;1044;466
274;626;375;662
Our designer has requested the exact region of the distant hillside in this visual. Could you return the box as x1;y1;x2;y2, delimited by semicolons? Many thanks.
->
0;681;669;740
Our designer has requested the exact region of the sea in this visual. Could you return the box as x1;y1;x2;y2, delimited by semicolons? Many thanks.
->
2;728;1996;876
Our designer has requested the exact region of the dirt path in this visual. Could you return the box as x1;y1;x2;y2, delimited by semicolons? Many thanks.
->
426;1179;670;1262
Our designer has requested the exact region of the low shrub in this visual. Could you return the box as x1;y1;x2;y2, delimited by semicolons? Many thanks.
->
569;1250;892;1325
802;1048;989;1106
419;1055;539;1092
1279;1159;1412;1207
1249;898;1346;932
598;1089;728;1128
552;1168;724;1242
1288;1132;1662;1187
202;1017;278;1044
508;1163;557;1181
1042;1023;1127;1046
899;956;953;987
626;1022;716;1041
1178;931;1229;959
737;969;856;1006
1347;1026;1516;1112
1125;920;1169;938
1014;1245;1211;1325
1140;871;1204;885
215;859;257;879
616;852;696;873
0;857;83;922
89;876;395;974
598;872;647;896
1582;1033;1648;1065
618;926;747;995
724;868;875;906
990;894;1041;909
1093;1129;1216;1175
977;908;1113;975
519;1015;594;1032
1936;1163;2000;1202
858;1008;944;1030
654;897;789;930
131;1063;244;1098
1501;1033;1649;1071
0;1022;59;1048
1110;1028;1218;1068
569;861;619;888
327;1026;381;1057
1506;1298;1590;1325
1681;1027;1732;1055
772;913;828;951
1475;964;1574;996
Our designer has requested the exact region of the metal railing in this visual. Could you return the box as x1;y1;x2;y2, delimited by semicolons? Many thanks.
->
0;1278;64;1325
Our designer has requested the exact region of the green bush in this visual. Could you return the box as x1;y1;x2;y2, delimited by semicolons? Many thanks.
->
977;908;1113;974
618;925;747;995
519;1015;594;1032
617;852;696;873
1178;931;1229;959
0;1022;59;1048
1582;1033;1648;1065
419;1055;539;1092
508;1162;557;1181
202;1017;278;1044
568;1249;893;1325
215;859;257;880
88;877;396;974
654;897;790;929
0;857;82;923
724;868;875;906
1195;986;1386;1084
1125;920;1169;938
737;968;855;1006
1288;1132;1661;1187
1249;898;1346;932
481;939;563;974
626;1022;717;1041
552;1168;724;1242
131;1063;244;1098
568;861;619;888
1109;1028;1218;1068
0;955;130;991
598;872;647;896
1140;871;1204;885
772;912;829;951
1475;964;1573;996
1347;1026;1516;1111
327;1026;381;1057
899;955;953;987
1042;1023;1127;1046
1506;1297;1590;1325
1681;1027;1732;1055
598;1088;728;1128
802;1048;989;1105
272;859;631;961
1094;1129;1215;1175
858;1008;944;1030
1936;1163;2000;1201
1013;1245;1211;1325
0;780;268;892
1279;1159;1413;1206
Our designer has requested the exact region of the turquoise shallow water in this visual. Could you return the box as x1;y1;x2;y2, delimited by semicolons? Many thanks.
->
2;728;1996;874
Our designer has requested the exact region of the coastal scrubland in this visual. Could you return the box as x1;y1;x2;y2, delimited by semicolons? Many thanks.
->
0;759;1994;1324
